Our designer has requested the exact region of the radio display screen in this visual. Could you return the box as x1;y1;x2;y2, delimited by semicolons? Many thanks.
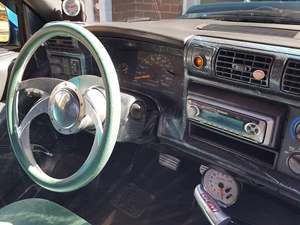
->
200;110;244;132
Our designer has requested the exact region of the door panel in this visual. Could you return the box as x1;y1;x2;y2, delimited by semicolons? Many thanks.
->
0;48;18;101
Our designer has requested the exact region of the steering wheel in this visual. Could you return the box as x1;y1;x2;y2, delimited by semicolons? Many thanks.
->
6;22;121;192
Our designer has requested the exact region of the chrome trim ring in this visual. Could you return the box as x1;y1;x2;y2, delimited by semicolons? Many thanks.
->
48;81;85;134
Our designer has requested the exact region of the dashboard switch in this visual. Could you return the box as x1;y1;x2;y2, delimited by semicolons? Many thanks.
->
288;153;300;175
70;58;81;75
194;56;205;68
290;118;300;141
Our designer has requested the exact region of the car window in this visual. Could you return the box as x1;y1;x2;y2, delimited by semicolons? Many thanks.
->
84;0;300;25
0;0;19;47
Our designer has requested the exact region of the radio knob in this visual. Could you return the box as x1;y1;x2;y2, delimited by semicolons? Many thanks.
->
295;123;300;141
288;153;300;175
244;123;261;136
188;104;200;117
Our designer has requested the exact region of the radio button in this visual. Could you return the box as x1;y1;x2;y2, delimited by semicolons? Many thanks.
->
244;123;261;136
188;104;200;117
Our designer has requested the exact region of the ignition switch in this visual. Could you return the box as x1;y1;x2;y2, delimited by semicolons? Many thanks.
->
130;101;145;120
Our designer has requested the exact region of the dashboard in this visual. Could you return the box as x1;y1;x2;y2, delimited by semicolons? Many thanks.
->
43;19;300;205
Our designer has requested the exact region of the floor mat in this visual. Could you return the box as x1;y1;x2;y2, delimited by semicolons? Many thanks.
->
111;183;154;218
57;145;201;225
36;144;300;225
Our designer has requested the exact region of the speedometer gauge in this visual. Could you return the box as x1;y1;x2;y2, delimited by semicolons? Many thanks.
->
62;0;81;17
135;53;176;88
202;168;239;207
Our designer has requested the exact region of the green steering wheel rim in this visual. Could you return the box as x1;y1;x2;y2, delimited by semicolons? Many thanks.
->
6;22;121;192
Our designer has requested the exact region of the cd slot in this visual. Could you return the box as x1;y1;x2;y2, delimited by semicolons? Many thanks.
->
188;122;277;168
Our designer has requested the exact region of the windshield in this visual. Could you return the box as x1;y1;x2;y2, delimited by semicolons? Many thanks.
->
87;0;300;25
182;1;300;24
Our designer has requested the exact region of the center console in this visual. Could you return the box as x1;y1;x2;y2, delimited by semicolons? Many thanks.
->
183;36;300;185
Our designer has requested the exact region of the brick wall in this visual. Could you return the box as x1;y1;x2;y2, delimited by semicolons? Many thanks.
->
112;0;183;22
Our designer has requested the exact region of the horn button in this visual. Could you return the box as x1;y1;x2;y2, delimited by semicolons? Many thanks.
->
49;82;85;134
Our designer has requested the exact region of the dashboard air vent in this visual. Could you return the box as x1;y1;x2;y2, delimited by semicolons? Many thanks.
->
46;36;78;52
282;60;300;96
215;48;273;87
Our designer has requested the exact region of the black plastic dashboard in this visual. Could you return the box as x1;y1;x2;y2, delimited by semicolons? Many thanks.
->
44;24;300;204
101;35;300;204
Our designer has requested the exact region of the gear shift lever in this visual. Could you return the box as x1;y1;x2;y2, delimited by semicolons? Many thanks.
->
194;184;231;225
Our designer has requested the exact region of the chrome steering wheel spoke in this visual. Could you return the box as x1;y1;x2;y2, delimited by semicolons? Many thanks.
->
17;97;49;166
84;96;104;151
17;97;49;138
18;77;64;96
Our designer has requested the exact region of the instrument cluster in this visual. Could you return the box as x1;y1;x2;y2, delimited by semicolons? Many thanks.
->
100;38;184;96
117;52;177;89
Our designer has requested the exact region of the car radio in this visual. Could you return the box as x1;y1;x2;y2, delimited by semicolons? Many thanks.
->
187;86;286;148
187;98;271;145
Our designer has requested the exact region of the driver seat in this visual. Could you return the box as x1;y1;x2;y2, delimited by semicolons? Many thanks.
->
0;198;90;225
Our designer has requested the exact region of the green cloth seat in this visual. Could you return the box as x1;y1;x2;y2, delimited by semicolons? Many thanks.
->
0;198;90;225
